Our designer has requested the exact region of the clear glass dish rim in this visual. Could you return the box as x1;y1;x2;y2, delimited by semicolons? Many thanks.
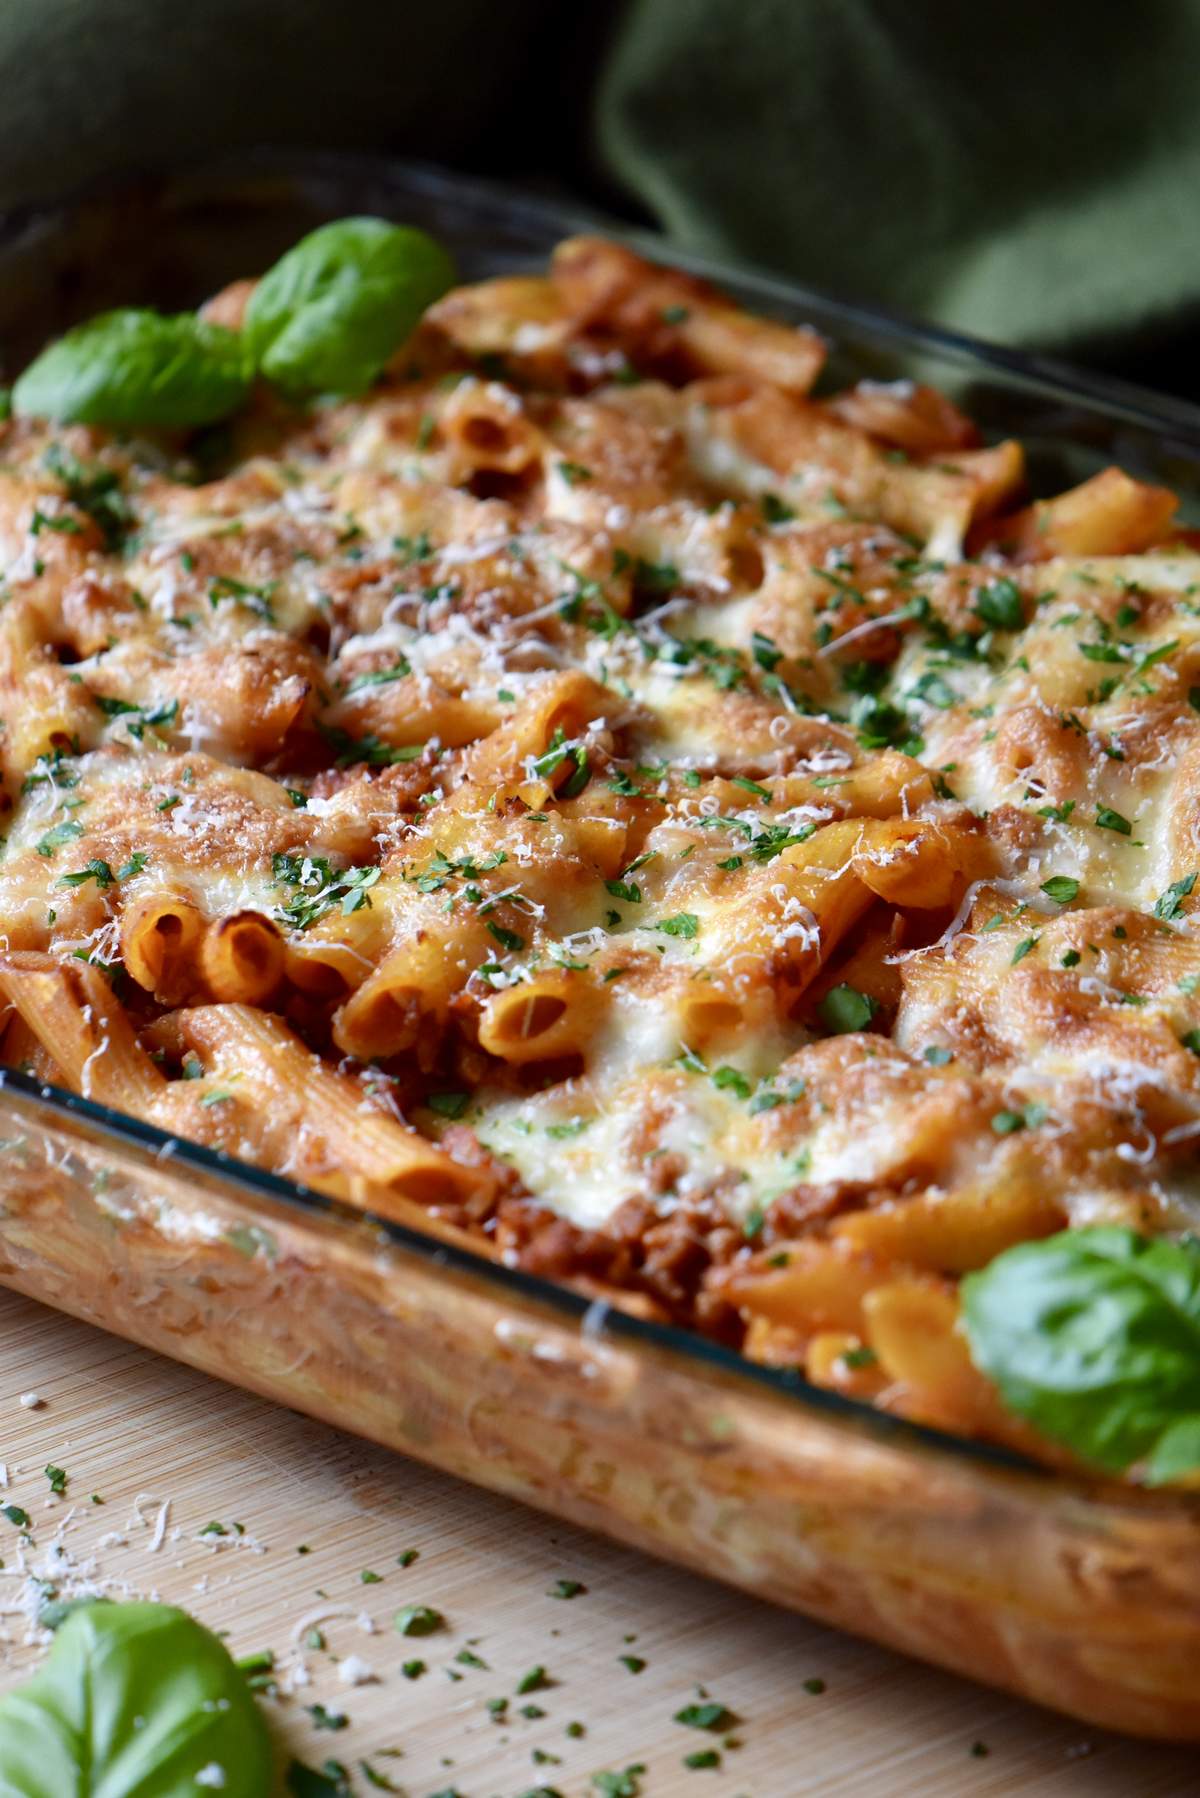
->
3;145;1198;1500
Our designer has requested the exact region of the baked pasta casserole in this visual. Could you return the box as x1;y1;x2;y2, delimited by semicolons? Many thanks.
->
3;226;1199;1483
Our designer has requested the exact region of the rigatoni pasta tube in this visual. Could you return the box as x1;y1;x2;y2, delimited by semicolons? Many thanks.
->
166;1003;490;1212
702;819;881;998
675;305;825;394
847;817;990;910
199;910;286;1004
121;888;205;1003
477;970;606;1065
863;1280;1002;1432
714;1238;882;1336
676;978;780;1050
323;678;498;754
333;913;494;1060
0;951;164;1113
465;670;610;786
832;1164;1064;1274
969;466;1178;560
0;1010;67;1086
284;884;400;999
439;378;544;476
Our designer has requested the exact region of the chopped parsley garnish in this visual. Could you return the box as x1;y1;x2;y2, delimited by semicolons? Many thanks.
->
43;443;131;549
1039;876;1079;905
761;492;796;524
345;661;411;692
59;858;116;890
318;723;426;767
35;819;84;858
633;557;680;594
656;912;699;940
393;1604;443;1637
1155;873;1197;921
393;530;432;564
305;1702;348;1731
271;854;381;929
547;1578;586;1599
427;1091;469;1119
751;630;782;671
93;694;179;740
819;984;876;1034
674;1701;732;1730
711;1065;751;1098
21;747;79;794
591;1769;644;1797
1095;805;1133;836
909;669;957;710
208;574;277;620
30;508;83;536
991;1105;1047;1135
529;726;591;796
1078;640;1125;664
972;577;1024;630
729;774;772;800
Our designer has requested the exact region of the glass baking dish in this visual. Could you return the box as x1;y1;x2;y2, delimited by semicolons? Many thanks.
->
1;152;1199;1741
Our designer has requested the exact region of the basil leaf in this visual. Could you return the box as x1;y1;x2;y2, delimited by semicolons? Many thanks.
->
961;1228;1200;1482
244;217;455;396
0;1599;272;1795
14;311;251;429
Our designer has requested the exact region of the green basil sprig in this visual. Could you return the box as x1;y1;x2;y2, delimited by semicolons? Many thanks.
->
243;216;455;397
961;1226;1200;1484
0;1599;273;1795
11;216;455;429
13;311;252;429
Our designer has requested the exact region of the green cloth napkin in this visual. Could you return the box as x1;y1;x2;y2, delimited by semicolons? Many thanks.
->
3;0;1199;387
599;0;1200;389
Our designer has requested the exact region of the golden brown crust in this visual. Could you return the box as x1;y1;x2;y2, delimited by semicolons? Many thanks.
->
0;237;1196;1474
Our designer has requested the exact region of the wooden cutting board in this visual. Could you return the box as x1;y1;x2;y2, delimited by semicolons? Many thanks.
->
0;1284;1192;1797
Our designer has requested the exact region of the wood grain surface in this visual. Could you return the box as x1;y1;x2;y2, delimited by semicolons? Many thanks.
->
0;1284;1193;1797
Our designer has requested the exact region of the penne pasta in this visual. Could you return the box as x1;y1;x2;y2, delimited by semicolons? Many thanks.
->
2;224;1199;1483
121;888;206;1003
198;910;286;1004
477;968;605;1065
